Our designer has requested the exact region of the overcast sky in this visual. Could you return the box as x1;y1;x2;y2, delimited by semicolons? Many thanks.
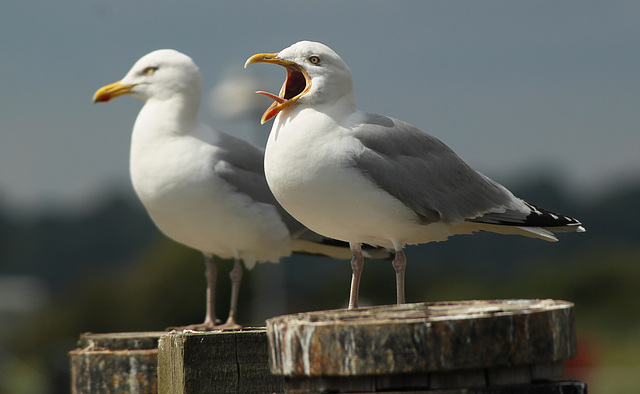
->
2;1;639;216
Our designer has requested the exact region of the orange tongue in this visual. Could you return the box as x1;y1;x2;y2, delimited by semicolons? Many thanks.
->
257;90;286;104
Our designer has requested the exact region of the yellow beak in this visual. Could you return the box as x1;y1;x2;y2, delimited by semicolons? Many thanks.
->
245;52;311;124
244;52;281;68
92;80;135;103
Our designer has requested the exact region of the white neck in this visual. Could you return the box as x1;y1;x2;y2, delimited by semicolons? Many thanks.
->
136;92;200;135
289;91;357;123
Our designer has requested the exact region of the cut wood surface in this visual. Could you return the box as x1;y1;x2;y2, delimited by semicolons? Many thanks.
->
267;299;576;377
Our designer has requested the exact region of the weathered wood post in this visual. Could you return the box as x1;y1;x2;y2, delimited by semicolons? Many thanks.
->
266;299;587;393
70;299;587;393
157;328;284;393
69;331;164;393
70;329;282;393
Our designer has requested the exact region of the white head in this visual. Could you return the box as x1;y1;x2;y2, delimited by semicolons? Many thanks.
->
245;41;354;123
93;49;202;104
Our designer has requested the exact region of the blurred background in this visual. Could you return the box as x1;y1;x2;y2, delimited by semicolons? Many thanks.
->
2;1;639;392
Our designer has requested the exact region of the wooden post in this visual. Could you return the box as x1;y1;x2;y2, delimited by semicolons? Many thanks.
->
69;331;164;393
266;299;588;393
157;328;284;393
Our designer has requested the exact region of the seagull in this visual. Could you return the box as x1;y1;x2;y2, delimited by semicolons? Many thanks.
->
93;49;385;329
245;41;585;310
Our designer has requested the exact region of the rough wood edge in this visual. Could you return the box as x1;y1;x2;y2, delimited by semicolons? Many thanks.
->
76;331;165;350
158;331;186;394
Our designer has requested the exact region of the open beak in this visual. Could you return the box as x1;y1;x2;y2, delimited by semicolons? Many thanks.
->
92;81;135;103
245;53;311;124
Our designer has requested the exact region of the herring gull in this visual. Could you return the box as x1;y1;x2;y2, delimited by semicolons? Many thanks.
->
245;41;585;309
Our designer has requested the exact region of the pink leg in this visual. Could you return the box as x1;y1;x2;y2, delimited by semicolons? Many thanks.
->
218;257;243;329
391;249;406;304
348;243;364;310
202;253;218;326
174;254;243;331
173;253;219;331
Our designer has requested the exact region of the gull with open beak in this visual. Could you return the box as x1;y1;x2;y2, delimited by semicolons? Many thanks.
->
246;41;585;309
245;53;312;124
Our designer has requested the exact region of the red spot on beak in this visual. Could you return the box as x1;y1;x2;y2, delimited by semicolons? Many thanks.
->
96;94;112;102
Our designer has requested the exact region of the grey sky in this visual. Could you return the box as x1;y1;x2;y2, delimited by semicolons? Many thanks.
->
2;1;639;216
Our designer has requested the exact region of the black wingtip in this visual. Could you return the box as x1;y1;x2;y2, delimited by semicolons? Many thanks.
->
522;202;583;228
470;201;584;231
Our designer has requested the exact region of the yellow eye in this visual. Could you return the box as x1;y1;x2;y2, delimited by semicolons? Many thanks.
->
143;66;158;75
308;56;321;65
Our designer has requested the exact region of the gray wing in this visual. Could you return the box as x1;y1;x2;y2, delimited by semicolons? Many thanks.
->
351;113;520;225
213;132;308;237
214;131;382;248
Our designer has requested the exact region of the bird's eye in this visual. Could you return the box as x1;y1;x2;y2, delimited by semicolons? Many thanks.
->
143;66;158;75
308;56;321;65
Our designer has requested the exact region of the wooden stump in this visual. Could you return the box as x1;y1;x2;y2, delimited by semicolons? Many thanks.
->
266;299;586;393
69;331;164;394
157;328;284;393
